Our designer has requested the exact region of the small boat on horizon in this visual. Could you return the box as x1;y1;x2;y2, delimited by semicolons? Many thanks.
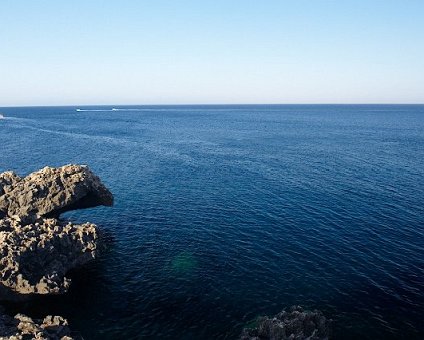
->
76;108;120;112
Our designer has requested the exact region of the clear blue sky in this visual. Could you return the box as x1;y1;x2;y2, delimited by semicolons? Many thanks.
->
1;0;423;105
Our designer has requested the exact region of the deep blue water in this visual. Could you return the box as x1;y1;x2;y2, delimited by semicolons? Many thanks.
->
0;105;423;339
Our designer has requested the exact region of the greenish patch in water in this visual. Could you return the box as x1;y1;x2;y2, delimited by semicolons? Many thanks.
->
244;317;260;330
169;251;198;274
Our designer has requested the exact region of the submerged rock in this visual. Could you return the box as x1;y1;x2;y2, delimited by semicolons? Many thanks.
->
0;308;77;339
241;306;331;340
0;217;98;296
170;251;198;274
0;165;113;223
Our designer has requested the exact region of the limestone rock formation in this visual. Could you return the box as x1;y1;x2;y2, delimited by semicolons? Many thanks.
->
0;165;113;223
0;308;77;339
0;172;21;197
0;164;110;339
240;306;331;340
0;173;21;218
0;165;112;297
0;217;97;296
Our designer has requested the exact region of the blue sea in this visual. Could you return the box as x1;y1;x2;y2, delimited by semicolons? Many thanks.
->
0;105;423;339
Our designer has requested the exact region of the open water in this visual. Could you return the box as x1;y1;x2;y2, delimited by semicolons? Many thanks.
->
0;105;423;339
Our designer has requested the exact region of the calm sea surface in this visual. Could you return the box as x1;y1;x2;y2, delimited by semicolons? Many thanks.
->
0;105;423;339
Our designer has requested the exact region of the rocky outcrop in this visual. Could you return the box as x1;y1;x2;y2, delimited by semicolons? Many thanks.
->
0;172;21;197
0;217;97;296
241;306;331;340
0;164;111;338
0;165;113;223
0;308;77;339
0;165;112;297
0;173;21;219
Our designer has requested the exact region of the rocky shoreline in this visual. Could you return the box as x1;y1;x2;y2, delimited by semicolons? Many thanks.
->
0;307;78;340
0;164;331;339
0;165;113;339
240;306;331;340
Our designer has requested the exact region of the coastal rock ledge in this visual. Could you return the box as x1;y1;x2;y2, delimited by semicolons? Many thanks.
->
0;217;97;295
241;306;331;340
0;307;78;340
0;164;113;223
0;165;113;297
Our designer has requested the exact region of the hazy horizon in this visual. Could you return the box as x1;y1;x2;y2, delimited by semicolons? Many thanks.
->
1;1;423;106
1;103;424;109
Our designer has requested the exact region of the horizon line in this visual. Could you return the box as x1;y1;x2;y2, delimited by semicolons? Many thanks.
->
1;103;424;108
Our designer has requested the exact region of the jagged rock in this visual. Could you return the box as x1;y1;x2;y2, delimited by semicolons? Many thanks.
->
0;217;98;296
0;173;21;218
0;165;113;223
0;308;77;339
0;173;21;197
240;306;331;340
0;165;112;297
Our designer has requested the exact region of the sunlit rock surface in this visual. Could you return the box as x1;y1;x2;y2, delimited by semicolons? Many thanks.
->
0;165;112;297
0;217;97;296
0;307;78;339
0;165;113;223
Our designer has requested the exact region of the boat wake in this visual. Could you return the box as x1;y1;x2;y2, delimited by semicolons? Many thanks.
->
76;107;245;112
76;108;152;112
111;108;145;111
76;109;114;112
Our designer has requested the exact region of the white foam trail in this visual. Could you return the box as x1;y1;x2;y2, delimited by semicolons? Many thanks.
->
76;108;141;112
111;108;145;111
76;107;248;112
0;114;4;119
15;123;137;146
111;108;248;112
76;109;114;112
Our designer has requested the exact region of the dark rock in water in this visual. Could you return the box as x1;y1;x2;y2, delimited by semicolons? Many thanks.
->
0;307;79;339
0;217;98;297
0;165;113;223
240;306;331;340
